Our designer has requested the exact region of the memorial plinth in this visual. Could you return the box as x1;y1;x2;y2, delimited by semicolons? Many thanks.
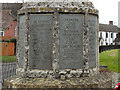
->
4;73;112;89
15;0;99;79
4;0;111;90
4;0;111;89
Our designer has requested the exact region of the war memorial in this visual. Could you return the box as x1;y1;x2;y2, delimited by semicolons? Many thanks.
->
4;0;112;89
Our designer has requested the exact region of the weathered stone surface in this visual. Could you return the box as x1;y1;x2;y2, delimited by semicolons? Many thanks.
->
41;71;48;78
59;71;67;75
29;14;53;70
77;70;83;78
60;75;66;80
4;72;112;89
59;14;84;69
18;1;98;15
88;15;97;68
18;15;26;68
16;0;99;79
70;70;77;77
47;71;54;79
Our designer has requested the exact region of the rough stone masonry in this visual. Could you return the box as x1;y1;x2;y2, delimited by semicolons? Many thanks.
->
3;0;113;89
16;0;99;79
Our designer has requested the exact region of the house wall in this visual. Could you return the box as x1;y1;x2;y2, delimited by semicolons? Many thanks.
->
99;31;117;46
4;21;17;37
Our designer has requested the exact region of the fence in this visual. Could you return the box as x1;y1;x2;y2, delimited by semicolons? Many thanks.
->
99;45;120;53
0;62;16;89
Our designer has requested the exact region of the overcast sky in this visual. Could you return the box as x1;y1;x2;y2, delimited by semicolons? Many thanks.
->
0;0;120;26
91;0;119;26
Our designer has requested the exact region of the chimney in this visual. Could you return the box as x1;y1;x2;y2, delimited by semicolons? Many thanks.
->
109;21;113;25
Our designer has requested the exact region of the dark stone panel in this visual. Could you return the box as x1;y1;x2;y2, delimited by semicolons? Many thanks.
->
59;14;84;69
29;14;53;70
18;15;26;68
88;15;97;68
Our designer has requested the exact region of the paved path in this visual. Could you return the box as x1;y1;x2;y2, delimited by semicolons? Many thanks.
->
0;62;16;89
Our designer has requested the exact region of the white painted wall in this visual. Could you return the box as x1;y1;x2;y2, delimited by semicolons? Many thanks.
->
99;31;117;46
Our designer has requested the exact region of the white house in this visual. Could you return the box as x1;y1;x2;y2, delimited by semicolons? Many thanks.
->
99;21;119;46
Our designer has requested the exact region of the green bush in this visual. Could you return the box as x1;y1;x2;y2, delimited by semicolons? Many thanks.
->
10;38;16;43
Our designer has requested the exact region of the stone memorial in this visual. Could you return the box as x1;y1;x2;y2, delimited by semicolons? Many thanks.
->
3;0;112;89
16;0;99;79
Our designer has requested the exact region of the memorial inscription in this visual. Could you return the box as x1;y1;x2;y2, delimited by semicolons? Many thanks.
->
18;15;26;68
88;15;97;68
59;14;84;69
29;14;53;69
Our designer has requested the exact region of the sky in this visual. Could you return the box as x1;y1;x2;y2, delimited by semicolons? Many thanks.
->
0;0;120;26
91;0;119;26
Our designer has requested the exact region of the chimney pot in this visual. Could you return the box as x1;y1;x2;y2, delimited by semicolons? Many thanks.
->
109;21;113;25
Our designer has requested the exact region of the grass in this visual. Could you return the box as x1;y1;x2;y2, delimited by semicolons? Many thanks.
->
99;49;120;73
0;56;16;63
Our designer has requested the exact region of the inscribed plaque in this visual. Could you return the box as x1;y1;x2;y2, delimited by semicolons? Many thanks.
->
18;15;25;68
59;14;84;69
88;15;97;68
29;14;53;69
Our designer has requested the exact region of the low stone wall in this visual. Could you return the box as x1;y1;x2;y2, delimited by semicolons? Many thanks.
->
3;72;112;89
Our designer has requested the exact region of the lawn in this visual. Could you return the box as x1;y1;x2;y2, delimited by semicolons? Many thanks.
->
99;49;120;73
0;56;16;63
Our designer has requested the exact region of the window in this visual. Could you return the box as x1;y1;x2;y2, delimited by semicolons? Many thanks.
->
0;31;4;36
106;32;108;38
111;33;113;38
14;26;17;36
100;32;102;37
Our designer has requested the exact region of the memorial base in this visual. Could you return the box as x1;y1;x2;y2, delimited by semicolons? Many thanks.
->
3;72;112;89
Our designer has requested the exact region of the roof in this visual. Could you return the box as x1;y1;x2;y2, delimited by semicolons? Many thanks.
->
2;10;14;30
2;3;23;19
99;24;120;32
2;3;22;17
0;3;23;31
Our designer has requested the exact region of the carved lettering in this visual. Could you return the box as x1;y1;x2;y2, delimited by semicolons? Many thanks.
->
59;14;84;69
29;14;53;69
88;15;97;68
18;16;26;68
